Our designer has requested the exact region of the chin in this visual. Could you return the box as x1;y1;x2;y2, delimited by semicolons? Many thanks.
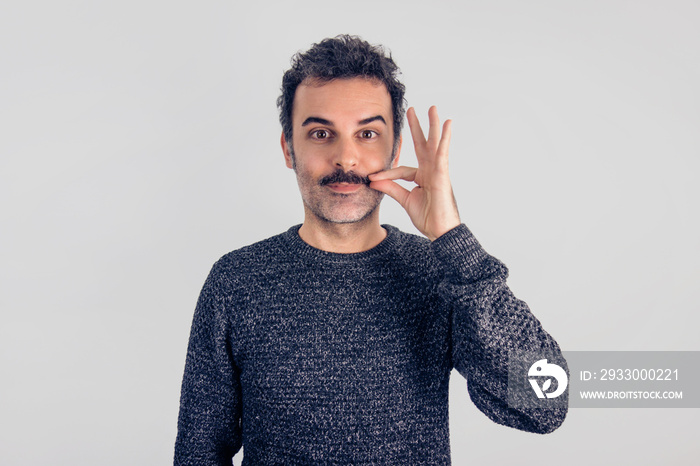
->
314;202;381;225
304;190;385;225
319;210;375;224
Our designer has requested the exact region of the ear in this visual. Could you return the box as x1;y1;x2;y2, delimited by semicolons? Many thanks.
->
392;135;403;168
281;132;294;169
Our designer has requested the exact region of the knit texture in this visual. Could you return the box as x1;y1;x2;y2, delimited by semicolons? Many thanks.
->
174;224;568;465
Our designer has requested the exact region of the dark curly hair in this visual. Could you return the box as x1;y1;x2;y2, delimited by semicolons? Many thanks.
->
277;35;406;157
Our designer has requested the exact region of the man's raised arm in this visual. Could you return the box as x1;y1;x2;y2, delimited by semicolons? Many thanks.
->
370;107;568;433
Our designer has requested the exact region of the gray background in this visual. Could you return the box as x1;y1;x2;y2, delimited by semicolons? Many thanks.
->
1;1;698;464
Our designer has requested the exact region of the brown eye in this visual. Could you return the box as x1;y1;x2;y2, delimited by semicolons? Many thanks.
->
313;129;328;139
361;130;376;139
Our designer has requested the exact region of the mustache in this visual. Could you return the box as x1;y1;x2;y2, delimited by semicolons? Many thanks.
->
319;169;371;187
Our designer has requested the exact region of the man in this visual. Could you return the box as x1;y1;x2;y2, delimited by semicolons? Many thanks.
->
175;35;567;465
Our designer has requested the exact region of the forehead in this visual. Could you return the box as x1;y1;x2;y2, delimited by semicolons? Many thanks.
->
292;77;392;124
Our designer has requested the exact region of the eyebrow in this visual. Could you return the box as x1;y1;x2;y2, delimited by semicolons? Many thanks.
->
358;115;387;126
300;115;387;127
301;116;332;127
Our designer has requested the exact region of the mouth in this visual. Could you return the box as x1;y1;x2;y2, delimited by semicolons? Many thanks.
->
327;182;363;194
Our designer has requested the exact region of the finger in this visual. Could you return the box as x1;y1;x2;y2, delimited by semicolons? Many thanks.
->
436;119;452;161
369;179;411;208
368;166;417;182
427;106;440;148
406;107;426;150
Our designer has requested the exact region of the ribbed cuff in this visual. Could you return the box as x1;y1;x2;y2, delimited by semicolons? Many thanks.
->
430;223;489;282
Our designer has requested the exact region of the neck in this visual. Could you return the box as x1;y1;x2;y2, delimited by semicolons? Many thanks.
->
298;211;387;254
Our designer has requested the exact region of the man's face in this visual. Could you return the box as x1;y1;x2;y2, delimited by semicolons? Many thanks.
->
282;77;400;225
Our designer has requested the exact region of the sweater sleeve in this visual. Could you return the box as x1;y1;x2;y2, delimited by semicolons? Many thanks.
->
431;224;568;434
174;261;243;465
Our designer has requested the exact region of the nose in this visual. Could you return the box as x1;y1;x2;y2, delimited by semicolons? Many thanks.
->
333;136;358;171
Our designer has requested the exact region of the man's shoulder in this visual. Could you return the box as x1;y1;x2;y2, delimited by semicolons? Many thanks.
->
213;227;294;273
383;224;432;255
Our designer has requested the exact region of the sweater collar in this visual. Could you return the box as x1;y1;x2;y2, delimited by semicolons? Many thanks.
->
281;224;401;263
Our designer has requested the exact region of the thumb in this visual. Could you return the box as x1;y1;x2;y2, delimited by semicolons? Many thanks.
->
369;179;411;209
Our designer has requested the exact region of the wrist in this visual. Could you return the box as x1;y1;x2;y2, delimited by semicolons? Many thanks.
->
428;218;462;242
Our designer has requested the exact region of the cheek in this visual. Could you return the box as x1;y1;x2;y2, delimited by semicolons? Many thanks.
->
372;145;395;169
294;158;327;186
296;157;326;178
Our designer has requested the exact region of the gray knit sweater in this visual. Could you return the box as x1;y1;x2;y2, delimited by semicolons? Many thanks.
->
174;224;567;465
